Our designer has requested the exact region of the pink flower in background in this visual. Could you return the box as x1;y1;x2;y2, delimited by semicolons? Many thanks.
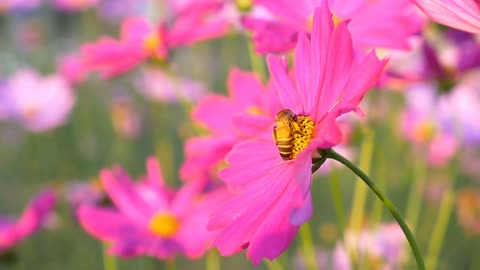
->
0;69;76;133
243;0;423;54
0;0;42;11
412;0;480;33
0;190;56;254
402;83;459;166
82;3;230;78
53;0;98;12
81;17;169;78
208;4;387;264
138;69;206;104
335;223;407;269
57;53;89;85
180;68;281;182
77;157;227;259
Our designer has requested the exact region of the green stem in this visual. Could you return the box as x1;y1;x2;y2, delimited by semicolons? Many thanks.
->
348;130;375;232
324;148;426;270
405;156;426;234
425;189;454;270
299;222;319;270
264;260;285;270
329;167;345;238
166;259;176;270
102;243;117;270
370;151;387;223
206;250;220;270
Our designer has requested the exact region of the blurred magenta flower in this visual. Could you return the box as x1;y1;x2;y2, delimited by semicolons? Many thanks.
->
243;0;423;53
82;3;230;78
0;69;76;133
57;53;89;85
0;190;56;254
138;69;206;104
335;223;407;269
53;0;98;12
181;68;280;182
207;4;386;264
78;157;227;259
64;180;104;212
412;0;480;33
402;83;459;166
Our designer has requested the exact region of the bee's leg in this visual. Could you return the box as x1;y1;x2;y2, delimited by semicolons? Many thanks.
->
291;121;301;133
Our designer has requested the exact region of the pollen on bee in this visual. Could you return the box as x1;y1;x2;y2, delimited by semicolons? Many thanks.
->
292;115;315;159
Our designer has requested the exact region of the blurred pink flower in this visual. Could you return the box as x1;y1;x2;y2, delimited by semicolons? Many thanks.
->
181;68;280;182
0;0;41;11
138;69;206;104
77;157;227;259
412;0;480;33
53;0;98;12
64;180;104;212
335;223;407;269
243;0;423;54
207;4;386;264
0;69;76;133
0;190;56;254
402;83;459;166
57;53;89;85
82;3;230;78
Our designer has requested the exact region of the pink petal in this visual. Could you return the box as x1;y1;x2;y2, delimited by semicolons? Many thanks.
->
120;17;153;43
294;32;313;114
100;168;152;224
413;0;480;33
227;68;263;105
267;55;303;112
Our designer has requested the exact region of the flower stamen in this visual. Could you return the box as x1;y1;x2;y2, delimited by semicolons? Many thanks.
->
149;212;179;238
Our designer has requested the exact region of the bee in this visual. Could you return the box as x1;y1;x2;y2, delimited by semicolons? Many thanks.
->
273;109;298;160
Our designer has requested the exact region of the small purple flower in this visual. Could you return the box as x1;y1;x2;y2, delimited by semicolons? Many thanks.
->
0;190;56;254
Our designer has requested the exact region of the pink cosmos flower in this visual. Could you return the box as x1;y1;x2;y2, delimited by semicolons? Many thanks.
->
0;69;76;133
77;157;227;259
207;3;387;264
0;0;41;12
180;68;281;182
243;0;423;54
0;190;56;254
82;3;230;78
53;0;98;12
57;53;89;85
412;0;480;33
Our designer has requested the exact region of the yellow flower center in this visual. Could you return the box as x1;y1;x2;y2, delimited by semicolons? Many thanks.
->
291;115;315;159
143;34;162;56
235;0;253;12
148;212;179;238
413;121;436;143
246;106;267;116
332;14;343;27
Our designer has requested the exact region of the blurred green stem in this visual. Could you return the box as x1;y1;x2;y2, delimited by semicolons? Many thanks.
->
425;189;454;270
247;40;267;82
348;130;375;232
324;148;426;270
264;259;285;270
299;222;319;270
166;259;176;270
102;243;117;270
405;155;426;234
370;151;387;223
329;167;345;238
206;250;220;270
